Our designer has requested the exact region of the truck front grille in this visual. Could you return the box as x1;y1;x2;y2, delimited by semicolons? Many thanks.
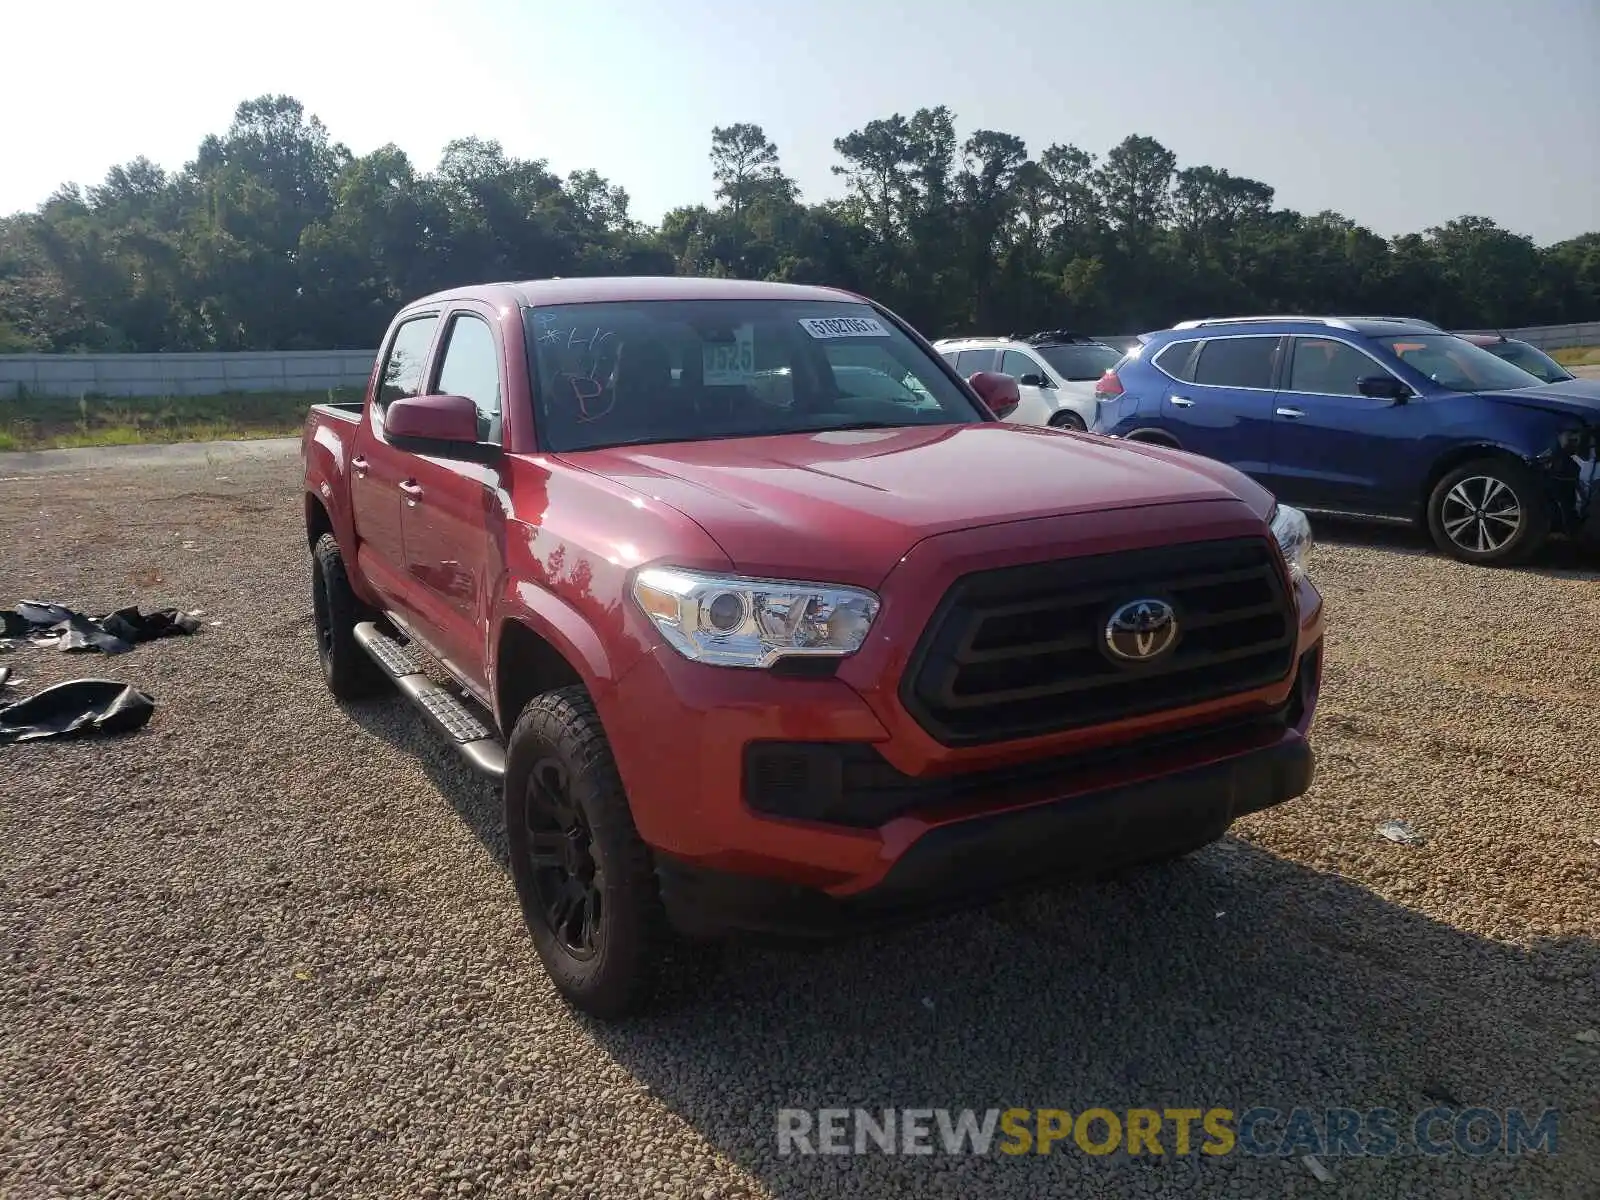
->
900;536;1297;746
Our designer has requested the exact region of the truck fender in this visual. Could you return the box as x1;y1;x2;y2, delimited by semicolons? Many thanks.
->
489;580;637;733
302;418;380;607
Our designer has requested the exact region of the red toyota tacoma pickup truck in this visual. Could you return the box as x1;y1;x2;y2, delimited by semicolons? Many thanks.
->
302;277;1324;1019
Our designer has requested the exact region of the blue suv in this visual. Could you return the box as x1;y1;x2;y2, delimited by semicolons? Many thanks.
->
1090;316;1600;565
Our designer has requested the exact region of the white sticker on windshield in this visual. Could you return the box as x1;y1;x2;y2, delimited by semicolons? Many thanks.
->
702;324;756;384
799;316;890;339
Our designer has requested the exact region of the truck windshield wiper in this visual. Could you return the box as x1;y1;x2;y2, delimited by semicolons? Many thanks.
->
800;420;923;432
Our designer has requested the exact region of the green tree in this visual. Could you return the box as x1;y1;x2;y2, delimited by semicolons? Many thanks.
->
710;123;797;218
0;95;1593;354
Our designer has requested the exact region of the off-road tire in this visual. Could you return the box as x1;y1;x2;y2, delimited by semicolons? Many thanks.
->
311;533;385;701
504;686;669;1020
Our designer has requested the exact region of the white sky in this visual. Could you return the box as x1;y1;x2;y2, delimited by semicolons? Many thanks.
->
5;0;1598;244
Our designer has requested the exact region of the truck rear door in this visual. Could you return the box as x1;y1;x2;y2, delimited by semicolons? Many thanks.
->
351;311;442;611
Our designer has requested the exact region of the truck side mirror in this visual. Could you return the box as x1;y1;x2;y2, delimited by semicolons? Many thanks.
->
969;371;1021;420
385;393;500;463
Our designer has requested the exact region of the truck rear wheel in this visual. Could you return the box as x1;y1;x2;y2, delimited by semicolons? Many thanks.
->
504;686;668;1019
311;533;385;701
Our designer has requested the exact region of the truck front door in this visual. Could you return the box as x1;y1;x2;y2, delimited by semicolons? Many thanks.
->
398;305;503;691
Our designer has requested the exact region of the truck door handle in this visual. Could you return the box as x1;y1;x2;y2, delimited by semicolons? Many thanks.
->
1170;395;1194;408
352;455;368;476
399;479;423;505
1276;407;1306;419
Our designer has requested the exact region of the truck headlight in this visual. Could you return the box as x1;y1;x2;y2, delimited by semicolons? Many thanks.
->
632;567;880;668
1270;503;1313;580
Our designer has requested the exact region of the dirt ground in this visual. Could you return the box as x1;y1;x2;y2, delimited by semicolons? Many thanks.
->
2;441;1597;1199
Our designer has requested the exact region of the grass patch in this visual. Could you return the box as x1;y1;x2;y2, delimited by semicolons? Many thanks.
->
0;389;362;451
1550;345;1600;367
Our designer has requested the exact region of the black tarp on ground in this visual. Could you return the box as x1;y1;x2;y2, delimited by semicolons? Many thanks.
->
1;601;200;655
0;678;156;744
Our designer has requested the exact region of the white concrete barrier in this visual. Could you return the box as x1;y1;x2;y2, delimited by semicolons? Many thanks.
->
0;350;377;399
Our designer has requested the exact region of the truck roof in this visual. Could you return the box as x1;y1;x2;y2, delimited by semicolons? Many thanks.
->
405;275;865;310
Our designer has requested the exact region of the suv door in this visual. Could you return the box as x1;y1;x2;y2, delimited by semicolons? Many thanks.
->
1160;335;1282;473
999;350;1061;427
398;304;504;690
352;312;441;609
1267;335;1426;515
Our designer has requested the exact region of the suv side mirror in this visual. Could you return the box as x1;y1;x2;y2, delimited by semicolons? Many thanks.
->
968;370;1021;420
385;393;500;463
1357;375;1413;404
1017;372;1050;389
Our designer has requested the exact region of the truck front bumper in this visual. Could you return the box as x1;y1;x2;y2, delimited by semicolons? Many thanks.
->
598;531;1326;940
654;730;1314;939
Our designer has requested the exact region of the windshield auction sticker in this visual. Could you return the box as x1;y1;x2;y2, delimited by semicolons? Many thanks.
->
799;316;891;339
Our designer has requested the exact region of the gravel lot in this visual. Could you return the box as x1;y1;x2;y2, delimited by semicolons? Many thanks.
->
2;441;1597;1199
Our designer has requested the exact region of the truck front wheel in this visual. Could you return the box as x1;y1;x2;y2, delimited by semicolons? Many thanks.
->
504;686;668;1019
311;533;384;700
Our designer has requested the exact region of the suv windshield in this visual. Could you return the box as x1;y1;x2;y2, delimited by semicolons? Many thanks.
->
1369;333;1544;393
1035;343;1121;381
524;300;982;452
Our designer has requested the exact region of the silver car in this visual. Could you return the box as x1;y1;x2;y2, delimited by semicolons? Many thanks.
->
931;331;1124;430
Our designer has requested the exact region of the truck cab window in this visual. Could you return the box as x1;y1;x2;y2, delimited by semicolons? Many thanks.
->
379;315;440;410
435;315;503;443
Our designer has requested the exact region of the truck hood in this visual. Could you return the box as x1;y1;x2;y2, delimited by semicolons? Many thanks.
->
561;424;1268;588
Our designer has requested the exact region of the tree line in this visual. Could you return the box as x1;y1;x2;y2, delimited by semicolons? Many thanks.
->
1;95;1595;355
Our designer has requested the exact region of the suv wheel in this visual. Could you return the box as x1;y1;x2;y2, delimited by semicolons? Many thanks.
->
504;685;668;1019
1426;458;1550;565
310;533;385;700
1047;411;1087;432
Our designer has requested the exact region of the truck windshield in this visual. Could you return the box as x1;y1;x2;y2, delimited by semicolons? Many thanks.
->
1370;333;1545;393
522;300;983;452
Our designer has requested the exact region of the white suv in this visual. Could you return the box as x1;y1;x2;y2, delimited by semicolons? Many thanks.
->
932;331;1124;430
